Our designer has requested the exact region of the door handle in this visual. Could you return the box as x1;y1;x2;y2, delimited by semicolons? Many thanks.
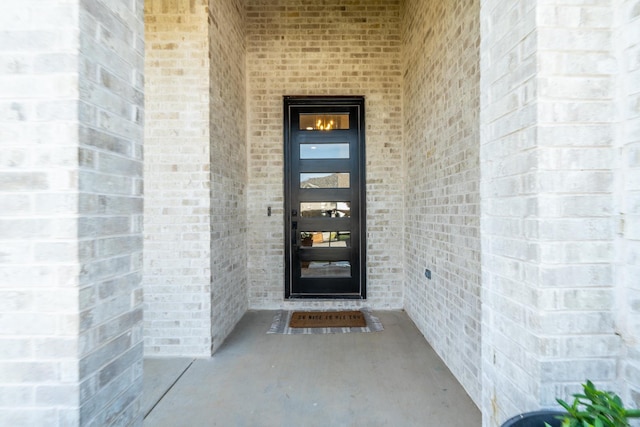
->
292;221;298;246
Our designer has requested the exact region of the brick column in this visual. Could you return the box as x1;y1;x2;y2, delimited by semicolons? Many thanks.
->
143;0;249;357
0;0;144;425
615;0;640;410
480;1;633;425
77;0;145;424
143;1;213;357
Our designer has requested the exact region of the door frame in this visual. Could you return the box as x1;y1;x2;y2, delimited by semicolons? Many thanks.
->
283;96;367;299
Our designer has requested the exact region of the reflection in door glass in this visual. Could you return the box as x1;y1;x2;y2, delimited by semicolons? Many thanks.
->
300;202;350;218
300;173;349;188
299;113;349;130
300;143;349;159
301;261;351;278
300;231;350;247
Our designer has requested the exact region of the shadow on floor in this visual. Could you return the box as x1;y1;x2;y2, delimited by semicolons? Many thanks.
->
143;310;480;426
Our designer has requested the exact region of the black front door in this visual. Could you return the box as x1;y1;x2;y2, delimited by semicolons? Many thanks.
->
284;97;366;299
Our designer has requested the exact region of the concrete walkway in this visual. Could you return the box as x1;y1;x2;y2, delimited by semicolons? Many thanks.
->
143;310;480;426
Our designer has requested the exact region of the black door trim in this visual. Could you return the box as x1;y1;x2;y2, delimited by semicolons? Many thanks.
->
283;96;366;299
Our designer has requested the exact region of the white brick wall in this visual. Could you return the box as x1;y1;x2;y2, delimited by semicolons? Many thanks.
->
535;1;620;407
0;0;144;425
480;2;550;423
0;2;81;424
3;2;638;425
245;0;404;310
77;1;144;424
144;0;249;356
480;0;640;425
402;0;482;407
615;0;640;410
143;0;213;357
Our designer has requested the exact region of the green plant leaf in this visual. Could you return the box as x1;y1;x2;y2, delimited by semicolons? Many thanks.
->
558;399;573;411
625;409;640;418
554;381;640;427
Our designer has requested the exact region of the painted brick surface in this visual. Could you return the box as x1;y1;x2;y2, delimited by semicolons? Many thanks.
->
402;0;482;408
5;1;639;426
480;1;639;425
144;0;248;356
245;0;404;310
0;0;144;425
0;2;81;423
77;1;144;425
143;0;213;357
617;0;640;412
208;0;248;352
479;2;560;423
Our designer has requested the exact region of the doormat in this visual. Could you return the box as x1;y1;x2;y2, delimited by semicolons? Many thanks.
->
267;308;383;334
290;310;366;328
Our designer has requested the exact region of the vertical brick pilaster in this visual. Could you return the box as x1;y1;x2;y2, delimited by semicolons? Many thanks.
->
77;0;145;425
0;0;144;425
615;0;640;410
144;0;249;357
480;1;630;425
143;0;213;357
534;0;620;409
0;1;81;423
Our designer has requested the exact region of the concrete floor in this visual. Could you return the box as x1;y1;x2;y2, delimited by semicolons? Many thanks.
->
143;310;481;426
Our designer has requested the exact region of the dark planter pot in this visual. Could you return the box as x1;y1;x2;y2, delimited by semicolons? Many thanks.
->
501;411;566;427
